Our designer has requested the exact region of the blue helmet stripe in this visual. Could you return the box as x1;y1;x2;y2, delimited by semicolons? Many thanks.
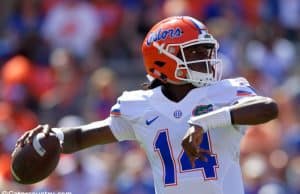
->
186;17;206;34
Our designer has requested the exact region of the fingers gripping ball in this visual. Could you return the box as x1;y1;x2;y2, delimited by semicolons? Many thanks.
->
11;129;63;184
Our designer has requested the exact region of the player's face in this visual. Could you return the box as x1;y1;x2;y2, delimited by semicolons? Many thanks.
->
181;44;215;74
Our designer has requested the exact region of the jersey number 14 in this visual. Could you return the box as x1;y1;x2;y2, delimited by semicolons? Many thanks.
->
154;129;218;186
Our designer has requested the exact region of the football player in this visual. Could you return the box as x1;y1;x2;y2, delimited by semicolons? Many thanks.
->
16;16;278;194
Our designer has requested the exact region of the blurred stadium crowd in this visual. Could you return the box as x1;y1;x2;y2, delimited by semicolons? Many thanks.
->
0;0;299;194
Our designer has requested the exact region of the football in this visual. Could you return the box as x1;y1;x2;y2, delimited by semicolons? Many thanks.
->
11;132;61;184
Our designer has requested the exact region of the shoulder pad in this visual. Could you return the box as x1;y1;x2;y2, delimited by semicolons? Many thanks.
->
118;90;153;102
111;90;153;119
207;77;256;105
223;77;250;87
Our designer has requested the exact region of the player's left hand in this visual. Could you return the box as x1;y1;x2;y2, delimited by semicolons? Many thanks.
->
181;125;211;168
15;124;52;148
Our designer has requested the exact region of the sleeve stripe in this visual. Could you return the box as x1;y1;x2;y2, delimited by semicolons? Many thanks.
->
110;109;121;116
236;90;256;96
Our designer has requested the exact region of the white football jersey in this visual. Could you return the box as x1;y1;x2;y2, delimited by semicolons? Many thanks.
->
108;77;257;194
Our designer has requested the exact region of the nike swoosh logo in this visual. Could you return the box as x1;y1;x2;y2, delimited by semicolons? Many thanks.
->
146;116;159;125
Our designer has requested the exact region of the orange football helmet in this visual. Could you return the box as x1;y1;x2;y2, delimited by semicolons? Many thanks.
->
142;16;222;87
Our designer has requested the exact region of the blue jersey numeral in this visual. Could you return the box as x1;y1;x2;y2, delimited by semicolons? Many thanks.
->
154;129;218;186
179;133;218;180
154;129;177;185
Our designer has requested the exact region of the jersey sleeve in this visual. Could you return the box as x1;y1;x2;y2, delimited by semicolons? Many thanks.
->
229;77;258;105
227;77;258;134
108;99;137;141
108;90;151;141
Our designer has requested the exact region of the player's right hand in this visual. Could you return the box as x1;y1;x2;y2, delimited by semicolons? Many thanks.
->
181;125;211;168
15;124;51;148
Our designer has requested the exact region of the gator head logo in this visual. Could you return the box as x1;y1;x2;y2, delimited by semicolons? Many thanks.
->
192;104;213;116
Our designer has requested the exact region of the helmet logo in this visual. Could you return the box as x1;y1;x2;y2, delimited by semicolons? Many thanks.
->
146;28;183;46
192;104;213;116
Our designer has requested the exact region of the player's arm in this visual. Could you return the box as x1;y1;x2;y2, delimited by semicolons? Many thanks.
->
188;96;278;132
229;96;278;125
182;96;278;166
15;119;118;154
60;120;118;153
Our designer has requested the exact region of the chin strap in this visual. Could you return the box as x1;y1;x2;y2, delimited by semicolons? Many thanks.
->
188;106;232;132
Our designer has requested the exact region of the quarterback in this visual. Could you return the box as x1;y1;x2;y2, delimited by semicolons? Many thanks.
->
16;16;278;194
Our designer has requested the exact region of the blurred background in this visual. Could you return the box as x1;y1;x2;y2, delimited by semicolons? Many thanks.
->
0;0;299;194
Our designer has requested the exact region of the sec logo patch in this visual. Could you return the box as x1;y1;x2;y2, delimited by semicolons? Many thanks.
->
173;110;182;118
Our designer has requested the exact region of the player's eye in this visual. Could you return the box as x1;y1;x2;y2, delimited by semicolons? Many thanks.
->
184;47;209;60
